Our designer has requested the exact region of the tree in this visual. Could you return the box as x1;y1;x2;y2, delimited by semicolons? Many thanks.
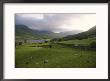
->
45;40;48;43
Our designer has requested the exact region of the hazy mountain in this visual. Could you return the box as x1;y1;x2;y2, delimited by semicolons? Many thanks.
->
62;26;96;40
59;30;83;37
15;24;84;40
15;25;52;40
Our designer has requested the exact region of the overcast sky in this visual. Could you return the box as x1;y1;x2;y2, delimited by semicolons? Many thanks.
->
15;13;96;33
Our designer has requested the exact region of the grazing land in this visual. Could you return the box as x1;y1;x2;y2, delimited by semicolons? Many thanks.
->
59;38;95;45
15;39;96;68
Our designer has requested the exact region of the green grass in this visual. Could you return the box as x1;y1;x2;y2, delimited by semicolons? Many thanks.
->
60;38;95;45
15;43;96;68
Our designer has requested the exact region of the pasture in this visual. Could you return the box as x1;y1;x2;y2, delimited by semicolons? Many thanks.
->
15;41;96;68
60;38;95;45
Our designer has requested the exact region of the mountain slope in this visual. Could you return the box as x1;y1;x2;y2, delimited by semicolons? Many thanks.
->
58;30;82;37
62;26;96;40
15;25;51;40
15;25;83;40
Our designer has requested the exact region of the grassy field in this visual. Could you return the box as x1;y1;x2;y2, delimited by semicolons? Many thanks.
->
15;42;96;68
60;38;95;45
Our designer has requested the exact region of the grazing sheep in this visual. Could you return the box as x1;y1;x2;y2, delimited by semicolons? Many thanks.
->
36;62;39;64
30;56;33;59
74;44;78;47
44;59;48;63
74;54;78;55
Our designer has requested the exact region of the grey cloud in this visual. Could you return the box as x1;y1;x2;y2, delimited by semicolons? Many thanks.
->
15;14;95;32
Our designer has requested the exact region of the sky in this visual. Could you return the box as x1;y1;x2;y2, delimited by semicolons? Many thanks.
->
15;13;96;33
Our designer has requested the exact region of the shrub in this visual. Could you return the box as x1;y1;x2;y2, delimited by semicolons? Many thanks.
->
19;42;22;45
89;41;96;48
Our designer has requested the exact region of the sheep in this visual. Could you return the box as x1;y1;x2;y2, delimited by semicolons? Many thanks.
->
44;59;48;63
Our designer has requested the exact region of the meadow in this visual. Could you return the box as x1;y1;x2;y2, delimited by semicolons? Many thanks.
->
60;38;95;45
15;39;96;68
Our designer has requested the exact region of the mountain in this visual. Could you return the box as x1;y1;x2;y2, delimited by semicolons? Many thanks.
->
15;25;83;40
58;30;83;37
33;30;61;38
62;26;96;40
15;25;52;40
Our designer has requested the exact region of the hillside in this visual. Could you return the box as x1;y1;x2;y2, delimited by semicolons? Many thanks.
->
62;26;96;40
15;25;83;40
15;25;54;40
58;30;83;37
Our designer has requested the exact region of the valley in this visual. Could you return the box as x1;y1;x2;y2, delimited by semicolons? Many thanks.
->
15;25;96;68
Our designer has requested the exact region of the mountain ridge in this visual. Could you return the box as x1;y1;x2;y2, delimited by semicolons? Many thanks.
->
15;24;83;40
62;26;96;40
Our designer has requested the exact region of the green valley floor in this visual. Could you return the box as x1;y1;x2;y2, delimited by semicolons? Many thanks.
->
15;43;96;68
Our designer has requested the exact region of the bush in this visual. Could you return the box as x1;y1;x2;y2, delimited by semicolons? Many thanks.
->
89;41;96;48
19;42;23;45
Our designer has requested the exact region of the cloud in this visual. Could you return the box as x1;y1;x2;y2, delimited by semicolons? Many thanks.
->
15;13;96;32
